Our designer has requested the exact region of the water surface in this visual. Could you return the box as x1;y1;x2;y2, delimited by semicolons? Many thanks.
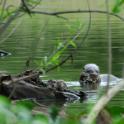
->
0;0;124;111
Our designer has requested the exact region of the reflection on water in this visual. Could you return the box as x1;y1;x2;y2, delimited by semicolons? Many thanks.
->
0;50;11;57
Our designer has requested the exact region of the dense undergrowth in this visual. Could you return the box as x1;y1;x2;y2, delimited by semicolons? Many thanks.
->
0;95;124;124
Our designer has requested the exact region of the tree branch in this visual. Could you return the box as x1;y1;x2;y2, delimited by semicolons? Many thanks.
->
45;54;72;73
30;9;124;22
0;0;41;37
0;10;20;36
105;0;112;92
20;0;31;15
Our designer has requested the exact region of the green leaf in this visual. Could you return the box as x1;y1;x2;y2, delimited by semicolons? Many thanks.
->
112;0;124;13
44;56;48;64
57;42;64;50
106;106;124;117
0;96;11;108
32;114;49;124
34;60;43;67
56;117;80;124
112;116;124;124
49;51;62;65
112;6;121;13
49;105;60;121
16;100;35;110
12;105;32;123
0;114;6;124
69;40;77;48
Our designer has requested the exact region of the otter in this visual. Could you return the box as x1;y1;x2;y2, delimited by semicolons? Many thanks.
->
79;63;101;90
47;80;68;92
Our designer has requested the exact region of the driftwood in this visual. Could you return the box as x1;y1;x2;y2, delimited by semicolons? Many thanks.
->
0;70;54;99
0;70;86;101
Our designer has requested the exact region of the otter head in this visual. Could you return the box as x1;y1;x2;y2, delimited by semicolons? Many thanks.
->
84;63;100;81
47;80;67;91
80;63;100;90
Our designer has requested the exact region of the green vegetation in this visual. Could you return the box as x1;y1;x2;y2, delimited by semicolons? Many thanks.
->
0;96;49;124
113;0;124;13
0;95;124;124
0;0;124;124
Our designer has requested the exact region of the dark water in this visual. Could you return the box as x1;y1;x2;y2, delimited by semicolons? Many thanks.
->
0;12;124;109
0;14;124;80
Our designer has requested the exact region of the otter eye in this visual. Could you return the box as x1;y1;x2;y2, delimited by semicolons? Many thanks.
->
95;70;99;73
86;70;93;73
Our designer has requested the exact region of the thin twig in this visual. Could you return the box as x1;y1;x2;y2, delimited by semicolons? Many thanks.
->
0;11;20;36
106;0;112;91
0;18;23;44
25;19;49;69
0;0;42;37
33;99;47;108
20;0;31;15
46;54;72;73
0;0;6;18
77;0;91;47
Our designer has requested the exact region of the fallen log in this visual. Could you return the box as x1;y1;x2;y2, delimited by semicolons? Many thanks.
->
0;70;86;101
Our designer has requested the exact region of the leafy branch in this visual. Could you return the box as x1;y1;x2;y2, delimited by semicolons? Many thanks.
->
40;0;92;73
0;0;41;37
